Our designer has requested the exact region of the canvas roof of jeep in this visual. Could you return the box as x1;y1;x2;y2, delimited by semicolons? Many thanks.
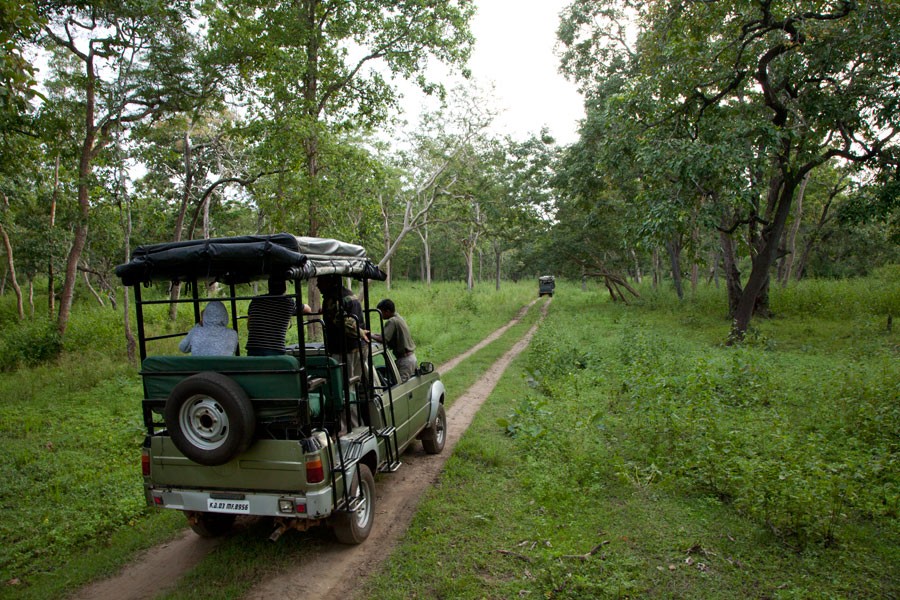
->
115;233;387;286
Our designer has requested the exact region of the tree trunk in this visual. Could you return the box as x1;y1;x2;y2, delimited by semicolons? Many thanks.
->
780;173;809;286
380;192;393;290
0;222;24;319
666;238;684;300
301;0;323;316
82;269;105;307
731;175;798;339
49;153;59;319
720;226;742;318
463;242;475;291
58;52;98;338
690;226;700;293
303;0;321;240
168;128;194;321
707;248;720;287
417;225;433;287
463;203;482;291
119;179;136;363
477;249;483;285
494;242;501;291
631;248;642;284
652;248;662;289
202;187;211;240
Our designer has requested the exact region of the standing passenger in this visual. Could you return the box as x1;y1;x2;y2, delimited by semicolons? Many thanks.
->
317;274;369;380
372;298;417;382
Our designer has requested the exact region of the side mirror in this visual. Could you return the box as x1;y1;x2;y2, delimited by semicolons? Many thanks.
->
419;362;434;375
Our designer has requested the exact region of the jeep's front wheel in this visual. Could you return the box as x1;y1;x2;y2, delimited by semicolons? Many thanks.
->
421;404;446;454
333;464;375;544
164;372;255;466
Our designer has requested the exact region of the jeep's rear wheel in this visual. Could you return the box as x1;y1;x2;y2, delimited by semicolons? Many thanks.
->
333;463;375;544
421;404;446;454
164;372;255;466
185;511;236;538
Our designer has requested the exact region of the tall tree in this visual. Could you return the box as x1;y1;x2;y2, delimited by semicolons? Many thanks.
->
560;0;900;339
472;134;557;291
205;0;474;236
377;86;494;286
39;0;209;336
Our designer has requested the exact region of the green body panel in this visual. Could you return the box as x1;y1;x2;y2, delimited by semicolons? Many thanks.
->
142;355;303;399
142;350;440;500
149;436;332;492
141;355;351;419
304;355;344;412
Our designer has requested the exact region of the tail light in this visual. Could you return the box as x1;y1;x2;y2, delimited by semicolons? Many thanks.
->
306;455;324;483
141;448;151;477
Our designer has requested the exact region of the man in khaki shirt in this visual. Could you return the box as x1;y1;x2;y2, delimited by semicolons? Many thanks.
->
372;298;417;382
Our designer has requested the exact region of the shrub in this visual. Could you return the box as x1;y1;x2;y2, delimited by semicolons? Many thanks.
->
519;284;899;548
0;319;62;372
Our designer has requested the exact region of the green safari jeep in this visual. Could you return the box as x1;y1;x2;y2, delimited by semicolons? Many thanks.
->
538;275;555;297
115;234;447;543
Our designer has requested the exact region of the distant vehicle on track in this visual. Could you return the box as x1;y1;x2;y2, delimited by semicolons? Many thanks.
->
538;275;555;297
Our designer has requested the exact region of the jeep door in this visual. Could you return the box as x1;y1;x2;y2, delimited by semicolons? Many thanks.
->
371;352;409;433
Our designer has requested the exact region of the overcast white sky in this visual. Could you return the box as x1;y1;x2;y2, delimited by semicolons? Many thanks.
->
468;0;584;143
398;0;585;145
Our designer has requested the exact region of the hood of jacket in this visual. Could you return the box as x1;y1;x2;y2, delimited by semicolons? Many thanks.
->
202;301;229;327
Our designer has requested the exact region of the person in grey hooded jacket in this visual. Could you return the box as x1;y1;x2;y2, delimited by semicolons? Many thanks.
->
179;300;239;356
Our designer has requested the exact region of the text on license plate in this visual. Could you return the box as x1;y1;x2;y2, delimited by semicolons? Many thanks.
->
207;498;250;514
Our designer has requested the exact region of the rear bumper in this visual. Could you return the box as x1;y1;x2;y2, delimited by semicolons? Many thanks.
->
147;484;335;518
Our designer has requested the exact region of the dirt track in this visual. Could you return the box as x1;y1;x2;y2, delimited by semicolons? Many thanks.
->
72;298;549;600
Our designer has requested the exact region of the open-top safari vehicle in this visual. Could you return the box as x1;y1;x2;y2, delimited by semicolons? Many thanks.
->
538;275;555;297
115;234;447;543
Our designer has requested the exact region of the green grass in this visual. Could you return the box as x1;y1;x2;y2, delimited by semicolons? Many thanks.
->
0;279;536;598
1;274;898;598
361;278;899;599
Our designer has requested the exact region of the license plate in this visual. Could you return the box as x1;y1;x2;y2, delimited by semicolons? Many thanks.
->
207;498;250;514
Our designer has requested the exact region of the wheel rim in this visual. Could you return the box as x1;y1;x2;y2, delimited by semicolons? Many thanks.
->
435;412;446;446
179;394;229;450
354;475;372;530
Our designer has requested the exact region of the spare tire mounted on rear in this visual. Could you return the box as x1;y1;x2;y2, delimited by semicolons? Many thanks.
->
164;372;255;466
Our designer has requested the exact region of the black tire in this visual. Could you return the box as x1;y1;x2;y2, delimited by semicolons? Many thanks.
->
421;403;447;455
164;372;255;466
185;511;235;538
333;463;375;544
